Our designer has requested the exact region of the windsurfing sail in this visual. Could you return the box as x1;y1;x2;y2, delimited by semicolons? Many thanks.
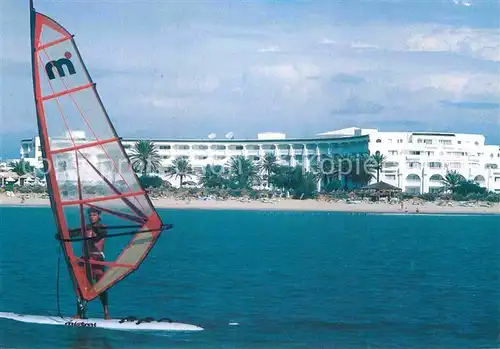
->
29;3;171;302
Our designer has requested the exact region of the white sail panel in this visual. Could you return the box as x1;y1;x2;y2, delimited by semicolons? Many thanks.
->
38;18;68;47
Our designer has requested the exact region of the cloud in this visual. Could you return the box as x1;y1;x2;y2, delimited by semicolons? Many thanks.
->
319;38;336;45
405;26;500;61
452;0;473;7
257;46;281;53
439;100;500;110
328;74;366;85
331;97;384;115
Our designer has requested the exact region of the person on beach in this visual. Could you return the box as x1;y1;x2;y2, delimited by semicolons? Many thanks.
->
56;208;110;319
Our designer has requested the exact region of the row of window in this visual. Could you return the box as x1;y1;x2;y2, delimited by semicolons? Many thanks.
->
381;150;499;158
385;174;490;182
387;162;498;170
375;138;481;146
122;142;365;151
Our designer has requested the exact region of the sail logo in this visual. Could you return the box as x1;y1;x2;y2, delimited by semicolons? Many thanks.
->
45;52;76;80
64;320;97;327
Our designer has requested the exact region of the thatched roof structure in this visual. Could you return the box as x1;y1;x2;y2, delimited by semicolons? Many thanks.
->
360;181;402;192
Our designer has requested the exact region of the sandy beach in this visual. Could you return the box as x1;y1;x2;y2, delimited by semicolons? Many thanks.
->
1;193;499;214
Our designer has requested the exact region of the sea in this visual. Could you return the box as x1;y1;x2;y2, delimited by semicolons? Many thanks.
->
0;206;498;349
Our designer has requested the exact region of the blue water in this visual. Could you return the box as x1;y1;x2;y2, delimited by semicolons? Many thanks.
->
0;206;498;349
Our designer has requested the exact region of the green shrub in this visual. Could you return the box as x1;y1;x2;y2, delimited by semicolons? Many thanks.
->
485;193;500;203
451;193;467;201
139;175;164;189
419;193;437;201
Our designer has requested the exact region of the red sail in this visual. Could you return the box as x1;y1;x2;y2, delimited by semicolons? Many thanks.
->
31;9;169;302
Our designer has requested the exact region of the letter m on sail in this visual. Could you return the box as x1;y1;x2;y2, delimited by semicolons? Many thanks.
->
45;58;76;80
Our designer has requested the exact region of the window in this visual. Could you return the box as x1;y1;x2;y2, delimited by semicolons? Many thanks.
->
397;139;403;144
429;174;444;181
174;145;190;150
389;150;398;155
474;175;485;182
486;163;498;169
159;145;171;150
384;162;399;168
458;141;461;144
211;145;226;150
385;174;396;180
439;140;452;145
376;139;382;143
406;174;421;181
409;151;421;155
192;145;208;150
428;162;442;168
388;139;393;143
417;139;422;144
424;139;432;145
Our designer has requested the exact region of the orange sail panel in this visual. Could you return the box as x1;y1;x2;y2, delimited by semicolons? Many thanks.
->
31;11;167;302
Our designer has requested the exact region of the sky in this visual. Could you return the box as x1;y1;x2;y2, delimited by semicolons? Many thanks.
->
1;0;499;158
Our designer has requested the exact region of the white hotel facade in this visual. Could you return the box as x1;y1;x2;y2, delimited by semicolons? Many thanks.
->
19;127;500;193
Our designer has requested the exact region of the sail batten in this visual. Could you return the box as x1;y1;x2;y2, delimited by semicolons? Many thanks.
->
38;35;72;51
42;82;94;101
31;8;168;302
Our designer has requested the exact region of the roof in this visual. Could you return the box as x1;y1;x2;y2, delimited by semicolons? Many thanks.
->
120;134;370;144
360;181;402;191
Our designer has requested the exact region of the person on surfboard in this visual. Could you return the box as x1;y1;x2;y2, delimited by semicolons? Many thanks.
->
56;208;110;319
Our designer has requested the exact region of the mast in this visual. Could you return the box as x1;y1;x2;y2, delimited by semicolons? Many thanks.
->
29;0;85;301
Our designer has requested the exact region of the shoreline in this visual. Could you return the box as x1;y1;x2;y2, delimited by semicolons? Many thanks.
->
1;194;499;215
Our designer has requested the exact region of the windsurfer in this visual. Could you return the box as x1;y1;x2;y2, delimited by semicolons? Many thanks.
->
58;207;110;320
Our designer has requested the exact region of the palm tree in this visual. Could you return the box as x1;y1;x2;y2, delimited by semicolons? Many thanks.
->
227;155;260;189
129;140;162;177
293;171;319;199
351;154;375;188
333;154;353;190
370;152;386;182
9;159;34;176
268;165;294;193
198;164;228;188
259;153;279;187
165;157;194;187
311;155;336;191
442;170;463;193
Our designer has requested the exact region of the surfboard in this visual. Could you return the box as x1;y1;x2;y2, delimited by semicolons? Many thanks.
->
0;1;202;332
0;312;203;332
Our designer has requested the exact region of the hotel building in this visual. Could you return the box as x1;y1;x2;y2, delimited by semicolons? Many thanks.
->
19;127;500;193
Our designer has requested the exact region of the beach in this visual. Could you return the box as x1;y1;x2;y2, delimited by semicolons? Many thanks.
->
1;192;499;214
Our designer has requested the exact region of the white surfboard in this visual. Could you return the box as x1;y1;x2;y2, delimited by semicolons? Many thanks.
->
0;312;203;332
